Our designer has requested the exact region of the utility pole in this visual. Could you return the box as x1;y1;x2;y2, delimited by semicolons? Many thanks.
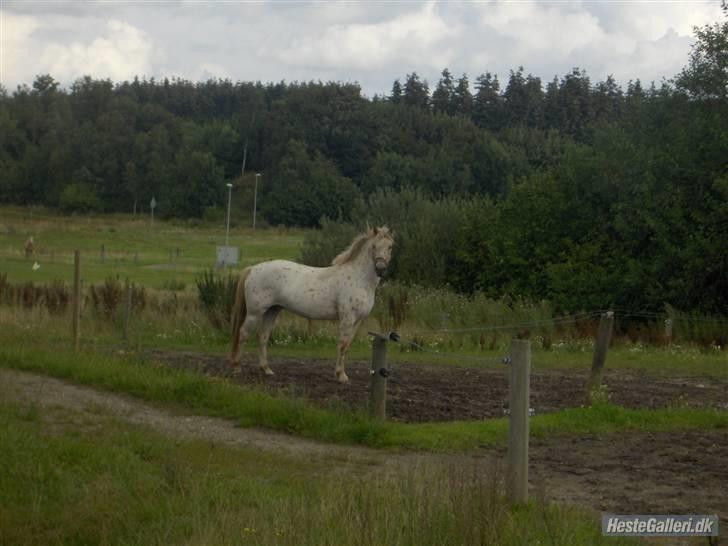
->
253;173;261;230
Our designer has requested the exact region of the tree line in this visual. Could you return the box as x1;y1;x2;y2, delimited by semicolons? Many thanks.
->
0;7;725;314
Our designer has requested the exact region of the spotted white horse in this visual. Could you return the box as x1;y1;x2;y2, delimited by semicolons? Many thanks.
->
229;226;394;383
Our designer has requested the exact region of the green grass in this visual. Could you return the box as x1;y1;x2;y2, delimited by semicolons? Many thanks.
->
0;342;725;453
0;205;306;288
0;398;642;546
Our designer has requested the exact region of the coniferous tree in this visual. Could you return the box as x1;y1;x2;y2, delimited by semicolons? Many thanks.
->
390;79;403;104
452;74;473;116
432;68;454;114
403;72;430;109
473;72;503;131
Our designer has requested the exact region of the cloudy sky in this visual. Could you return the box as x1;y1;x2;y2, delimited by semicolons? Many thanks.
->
2;1;723;97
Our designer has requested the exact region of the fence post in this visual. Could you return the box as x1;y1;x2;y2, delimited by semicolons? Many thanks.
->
588;311;614;396
507;339;531;505
72;250;81;350
369;332;393;420
123;277;132;342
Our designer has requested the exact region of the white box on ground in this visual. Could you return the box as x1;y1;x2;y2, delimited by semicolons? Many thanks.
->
216;246;239;266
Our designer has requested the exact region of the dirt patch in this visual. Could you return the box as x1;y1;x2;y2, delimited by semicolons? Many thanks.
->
147;349;728;423
529;430;728;529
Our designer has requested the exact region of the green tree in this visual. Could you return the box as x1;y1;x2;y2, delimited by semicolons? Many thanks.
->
432;68;454;114
473;72;503;130
403;73;430;109
260;140;361;227
59;182;102;213
452;74;473;116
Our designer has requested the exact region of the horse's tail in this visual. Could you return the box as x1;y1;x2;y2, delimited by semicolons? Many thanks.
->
229;266;252;363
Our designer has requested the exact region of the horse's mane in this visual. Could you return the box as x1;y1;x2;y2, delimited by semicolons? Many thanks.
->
331;226;392;266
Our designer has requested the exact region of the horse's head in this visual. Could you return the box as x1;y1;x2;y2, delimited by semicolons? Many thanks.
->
370;226;394;277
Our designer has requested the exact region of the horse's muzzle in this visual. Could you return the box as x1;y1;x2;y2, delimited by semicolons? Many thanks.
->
375;259;388;277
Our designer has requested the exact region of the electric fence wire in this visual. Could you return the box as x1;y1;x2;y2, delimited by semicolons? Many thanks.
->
381;307;726;371
611;309;728;323
405;310;605;336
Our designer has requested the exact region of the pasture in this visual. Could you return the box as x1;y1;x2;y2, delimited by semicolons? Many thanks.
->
0;206;304;288
1;207;726;544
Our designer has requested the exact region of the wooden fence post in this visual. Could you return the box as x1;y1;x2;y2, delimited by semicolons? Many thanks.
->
73;250;81;350
123;277;132;342
369;333;390;420
507;339;531;505
588;311;614;395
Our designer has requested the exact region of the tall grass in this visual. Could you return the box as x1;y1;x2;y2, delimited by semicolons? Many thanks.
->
0;399;640;546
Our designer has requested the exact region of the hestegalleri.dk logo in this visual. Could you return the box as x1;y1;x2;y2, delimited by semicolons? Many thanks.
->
602;515;719;537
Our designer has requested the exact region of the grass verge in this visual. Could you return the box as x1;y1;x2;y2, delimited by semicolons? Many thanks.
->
0;343;726;452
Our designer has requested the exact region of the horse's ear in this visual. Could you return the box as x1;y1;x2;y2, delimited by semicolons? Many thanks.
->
373;226;379;235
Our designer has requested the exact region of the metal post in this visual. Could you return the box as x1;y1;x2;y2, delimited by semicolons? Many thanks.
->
588;311;614;395
73;250;81;350
224;183;233;270
253;173;260;230
507;339;531;504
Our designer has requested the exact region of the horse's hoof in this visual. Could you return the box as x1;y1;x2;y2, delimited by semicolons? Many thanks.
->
336;373;350;384
261;366;275;376
230;365;242;375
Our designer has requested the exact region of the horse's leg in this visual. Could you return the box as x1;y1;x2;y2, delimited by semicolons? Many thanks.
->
232;312;261;373
335;317;361;383
258;306;281;376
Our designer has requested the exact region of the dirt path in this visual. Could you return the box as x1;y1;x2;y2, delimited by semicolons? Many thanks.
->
2;368;726;537
0;368;393;462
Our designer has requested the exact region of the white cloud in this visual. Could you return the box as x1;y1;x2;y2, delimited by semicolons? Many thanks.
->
1;12;41;88
275;2;457;71
39;20;153;83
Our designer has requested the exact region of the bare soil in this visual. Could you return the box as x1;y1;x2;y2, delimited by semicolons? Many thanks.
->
2;368;726;541
147;349;728;422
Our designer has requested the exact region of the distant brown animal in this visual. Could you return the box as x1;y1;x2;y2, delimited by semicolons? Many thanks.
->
24;237;35;259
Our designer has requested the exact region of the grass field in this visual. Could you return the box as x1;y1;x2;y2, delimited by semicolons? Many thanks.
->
0;393;642;546
0;206;306;288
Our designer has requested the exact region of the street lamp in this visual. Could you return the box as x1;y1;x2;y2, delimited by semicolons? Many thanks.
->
224;183;233;270
253;173;261;230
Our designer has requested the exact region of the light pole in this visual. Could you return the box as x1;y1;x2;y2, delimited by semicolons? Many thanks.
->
224;183;233;270
253;173;261;230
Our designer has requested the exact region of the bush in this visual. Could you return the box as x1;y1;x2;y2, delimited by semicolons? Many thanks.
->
195;269;237;331
299;187;474;288
90;277;123;319
59;183;102;213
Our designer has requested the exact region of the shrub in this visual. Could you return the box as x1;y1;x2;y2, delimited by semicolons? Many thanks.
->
90;277;123;319
59;183;102;213
43;280;69;315
195;269;237;331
